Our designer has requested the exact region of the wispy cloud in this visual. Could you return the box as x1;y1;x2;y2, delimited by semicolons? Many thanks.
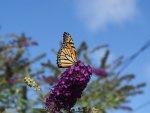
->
74;0;139;31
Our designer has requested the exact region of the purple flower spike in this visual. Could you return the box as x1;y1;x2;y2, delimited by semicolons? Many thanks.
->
92;68;107;77
45;60;92;112
8;76;18;84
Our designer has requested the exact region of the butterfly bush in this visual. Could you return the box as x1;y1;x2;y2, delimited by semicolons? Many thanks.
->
45;60;92;112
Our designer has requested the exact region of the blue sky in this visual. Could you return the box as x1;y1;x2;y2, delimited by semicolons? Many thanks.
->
0;0;150;113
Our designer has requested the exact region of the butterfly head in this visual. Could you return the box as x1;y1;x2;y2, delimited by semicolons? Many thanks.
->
63;32;71;37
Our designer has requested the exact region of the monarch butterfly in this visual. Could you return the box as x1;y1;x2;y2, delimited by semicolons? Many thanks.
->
57;32;78;68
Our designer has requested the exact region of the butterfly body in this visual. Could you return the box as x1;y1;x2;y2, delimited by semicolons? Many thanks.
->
57;32;78;68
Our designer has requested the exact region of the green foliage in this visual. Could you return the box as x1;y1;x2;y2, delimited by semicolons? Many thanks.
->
0;33;45;113
78;43;145;112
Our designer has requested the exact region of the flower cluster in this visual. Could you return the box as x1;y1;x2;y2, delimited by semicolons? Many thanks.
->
45;60;92;112
92;68;107;77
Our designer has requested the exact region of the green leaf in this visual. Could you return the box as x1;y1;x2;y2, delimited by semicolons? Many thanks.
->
32;108;47;113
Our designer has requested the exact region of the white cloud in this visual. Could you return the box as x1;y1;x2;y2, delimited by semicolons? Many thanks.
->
74;0;139;31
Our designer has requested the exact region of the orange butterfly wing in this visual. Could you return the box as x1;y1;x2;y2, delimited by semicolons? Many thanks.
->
57;32;78;68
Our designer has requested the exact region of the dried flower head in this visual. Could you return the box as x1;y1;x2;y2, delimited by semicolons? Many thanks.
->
24;76;41;91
